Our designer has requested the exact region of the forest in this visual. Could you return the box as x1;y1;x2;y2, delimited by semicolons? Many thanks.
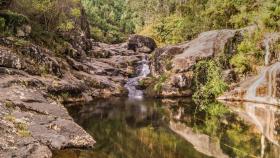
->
82;0;280;44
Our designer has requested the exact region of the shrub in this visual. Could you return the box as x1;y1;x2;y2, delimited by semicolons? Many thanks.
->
0;17;5;31
70;8;81;18
57;21;75;32
153;74;168;93
230;30;264;75
0;10;28;27
15;122;31;137
193;60;229;109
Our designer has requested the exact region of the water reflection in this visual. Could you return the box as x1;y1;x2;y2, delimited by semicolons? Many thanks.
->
223;101;280;158
53;98;280;158
54;98;209;158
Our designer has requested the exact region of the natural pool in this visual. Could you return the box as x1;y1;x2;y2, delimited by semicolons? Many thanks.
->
53;98;280;158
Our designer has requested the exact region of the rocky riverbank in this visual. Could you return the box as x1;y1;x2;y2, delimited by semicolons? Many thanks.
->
0;29;157;158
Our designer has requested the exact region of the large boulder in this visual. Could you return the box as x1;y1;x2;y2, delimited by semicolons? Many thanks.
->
172;29;238;73
147;29;241;97
128;35;157;53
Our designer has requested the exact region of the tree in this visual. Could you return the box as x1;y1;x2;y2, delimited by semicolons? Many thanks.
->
82;0;136;43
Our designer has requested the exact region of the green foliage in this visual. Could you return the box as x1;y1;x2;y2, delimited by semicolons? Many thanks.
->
153;74;168;93
4;114;16;122
230;30;264;75
222;123;261;157
193;60;229;108
15;122;31;137
60;92;70;102
152;15;185;45
14;38;30;47
57;21;75;32
70;8;81;18
0;10;28;28
129;0;280;45
4;101;15;109
12;0;80;32
0;17;5;31
82;0;136;43
260;0;280;31
205;102;230;117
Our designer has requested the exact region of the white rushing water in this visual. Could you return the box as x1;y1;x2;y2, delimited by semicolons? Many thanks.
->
264;39;271;66
245;38;280;105
125;56;150;99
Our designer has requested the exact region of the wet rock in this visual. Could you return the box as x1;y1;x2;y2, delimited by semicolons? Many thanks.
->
0;3;155;157
128;35;157;53
170;74;189;88
262;33;280;66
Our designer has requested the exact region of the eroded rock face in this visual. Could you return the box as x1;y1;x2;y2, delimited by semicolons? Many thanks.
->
172;30;238;73
0;71;95;158
147;29;241;97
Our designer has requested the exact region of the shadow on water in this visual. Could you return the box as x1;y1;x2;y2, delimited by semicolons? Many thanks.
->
53;98;280;158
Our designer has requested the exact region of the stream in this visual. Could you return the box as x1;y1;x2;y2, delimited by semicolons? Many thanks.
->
124;55;150;99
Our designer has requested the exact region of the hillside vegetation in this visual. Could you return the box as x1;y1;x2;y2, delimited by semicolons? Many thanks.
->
2;0;280;44
77;0;280;46
83;0;280;75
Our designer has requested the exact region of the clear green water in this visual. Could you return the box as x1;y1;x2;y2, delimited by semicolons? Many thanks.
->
53;98;280;158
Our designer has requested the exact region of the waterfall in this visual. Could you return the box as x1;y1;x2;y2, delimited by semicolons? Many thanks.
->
125;56;150;99
245;62;280;105
264;39;271;66
244;38;280;105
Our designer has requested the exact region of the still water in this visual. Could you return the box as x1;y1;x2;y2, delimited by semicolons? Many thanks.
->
53;98;280;158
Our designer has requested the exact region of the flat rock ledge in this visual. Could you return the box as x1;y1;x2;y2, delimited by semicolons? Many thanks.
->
0;71;95;158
